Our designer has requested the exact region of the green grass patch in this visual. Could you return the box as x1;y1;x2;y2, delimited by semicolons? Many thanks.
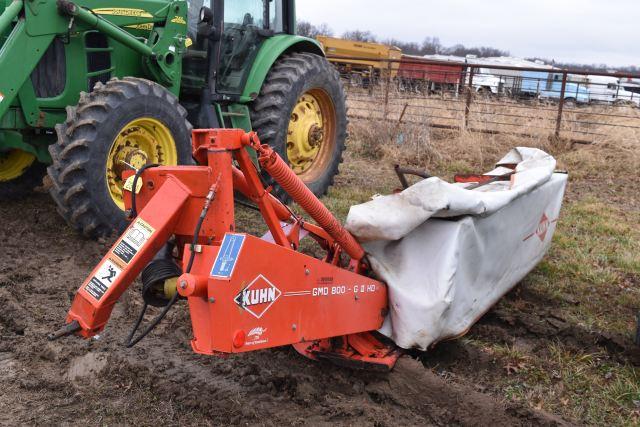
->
526;198;640;335
464;337;640;426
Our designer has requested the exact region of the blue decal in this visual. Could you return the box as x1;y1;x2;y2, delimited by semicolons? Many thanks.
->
210;234;246;279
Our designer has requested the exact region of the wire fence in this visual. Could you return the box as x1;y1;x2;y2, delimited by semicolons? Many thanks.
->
329;55;640;144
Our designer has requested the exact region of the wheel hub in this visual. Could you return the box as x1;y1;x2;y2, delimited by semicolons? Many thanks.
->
0;149;36;182
308;125;324;148
111;146;150;179
106;118;177;210
287;93;325;174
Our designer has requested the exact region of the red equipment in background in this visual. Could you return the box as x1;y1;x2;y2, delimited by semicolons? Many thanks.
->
398;55;464;86
51;129;401;371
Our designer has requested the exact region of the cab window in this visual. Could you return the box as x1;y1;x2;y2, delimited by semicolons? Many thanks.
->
217;0;285;94
269;0;285;32
225;0;265;27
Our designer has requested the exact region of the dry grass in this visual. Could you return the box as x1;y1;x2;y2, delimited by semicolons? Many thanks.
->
347;118;564;179
347;119;440;165
346;85;640;144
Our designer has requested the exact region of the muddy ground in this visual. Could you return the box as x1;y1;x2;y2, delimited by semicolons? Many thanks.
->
0;136;638;426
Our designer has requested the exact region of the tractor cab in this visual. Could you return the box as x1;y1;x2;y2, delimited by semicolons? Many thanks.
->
183;0;295;99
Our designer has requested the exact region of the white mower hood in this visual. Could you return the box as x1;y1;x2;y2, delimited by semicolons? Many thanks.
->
345;147;567;350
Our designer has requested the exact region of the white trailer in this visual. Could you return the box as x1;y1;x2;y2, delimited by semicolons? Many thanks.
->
587;75;640;107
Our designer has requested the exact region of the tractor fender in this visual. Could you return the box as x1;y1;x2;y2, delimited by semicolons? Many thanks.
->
240;35;324;102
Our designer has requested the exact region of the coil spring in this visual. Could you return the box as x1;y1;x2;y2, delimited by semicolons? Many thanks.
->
260;148;365;261
141;256;182;308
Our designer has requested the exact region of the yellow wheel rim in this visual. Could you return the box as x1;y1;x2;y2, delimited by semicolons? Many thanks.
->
286;89;337;182
106;118;178;210
0;149;36;182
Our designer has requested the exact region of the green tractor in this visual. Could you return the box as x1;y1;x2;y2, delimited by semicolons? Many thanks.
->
0;0;347;237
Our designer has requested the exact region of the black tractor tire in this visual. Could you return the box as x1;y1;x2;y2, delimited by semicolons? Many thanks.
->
250;52;347;200
48;77;193;238
0;160;46;200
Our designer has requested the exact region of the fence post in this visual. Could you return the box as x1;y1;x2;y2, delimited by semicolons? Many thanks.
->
555;71;568;138
464;67;475;130
368;66;374;96
383;60;392;119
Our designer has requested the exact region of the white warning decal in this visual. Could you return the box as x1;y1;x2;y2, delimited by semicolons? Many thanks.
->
123;175;143;194
113;218;155;264
85;259;122;301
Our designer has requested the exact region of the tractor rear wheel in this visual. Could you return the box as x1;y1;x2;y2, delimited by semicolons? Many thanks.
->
0;149;45;200
251;52;347;200
48;78;192;238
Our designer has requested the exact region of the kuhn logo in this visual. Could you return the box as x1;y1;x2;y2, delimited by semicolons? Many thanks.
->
524;212;558;242
536;213;550;241
234;275;281;319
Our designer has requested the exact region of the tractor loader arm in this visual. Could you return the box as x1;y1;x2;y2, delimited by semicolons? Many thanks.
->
56;0;187;87
0;1;55;120
0;0;187;120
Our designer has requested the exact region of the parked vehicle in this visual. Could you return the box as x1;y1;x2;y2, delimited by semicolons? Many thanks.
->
0;0;347;237
619;77;640;95
588;75;640;107
520;71;590;105
470;68;503;95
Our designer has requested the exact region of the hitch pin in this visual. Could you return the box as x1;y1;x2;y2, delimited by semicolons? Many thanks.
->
202;173;223;216
47;320;81;341
120;160;138;172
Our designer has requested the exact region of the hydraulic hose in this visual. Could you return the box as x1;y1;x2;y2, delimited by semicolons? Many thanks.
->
128;163;160;219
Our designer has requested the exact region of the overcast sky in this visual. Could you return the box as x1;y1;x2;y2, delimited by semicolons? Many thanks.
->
297;0;638;67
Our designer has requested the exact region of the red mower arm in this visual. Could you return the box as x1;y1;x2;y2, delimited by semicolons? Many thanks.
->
60;176;193;338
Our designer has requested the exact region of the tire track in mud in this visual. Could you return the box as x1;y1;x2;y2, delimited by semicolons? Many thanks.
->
1;193;571;426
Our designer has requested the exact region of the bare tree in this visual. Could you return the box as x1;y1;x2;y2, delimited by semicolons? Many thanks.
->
315;23;334;37
341;30;377;43
421;37;442;55
297;21;334;38
301;22;529;61
381;36;442;57
444;44;509;58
